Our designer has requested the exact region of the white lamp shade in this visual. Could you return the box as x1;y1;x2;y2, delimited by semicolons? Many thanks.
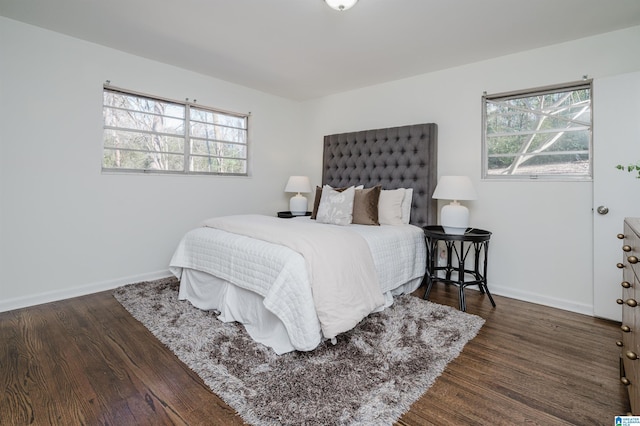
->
432;176;477;234
324;0;358;11
432;176;477;201
284;176;311;194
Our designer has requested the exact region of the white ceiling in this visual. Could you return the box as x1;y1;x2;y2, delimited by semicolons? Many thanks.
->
2;0;640;100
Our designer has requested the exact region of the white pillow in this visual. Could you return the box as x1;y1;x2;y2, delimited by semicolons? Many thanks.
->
401;188;413;224
316;185;356;225
378;189;405;225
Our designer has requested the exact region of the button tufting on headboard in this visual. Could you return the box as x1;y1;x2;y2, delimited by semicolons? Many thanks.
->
322;123;438;227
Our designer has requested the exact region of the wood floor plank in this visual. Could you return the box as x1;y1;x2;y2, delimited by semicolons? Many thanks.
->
406;283;629;425
0;282;631;425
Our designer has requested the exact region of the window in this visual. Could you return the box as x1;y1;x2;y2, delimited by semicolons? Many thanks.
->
103;87;248;175
482;81;592;180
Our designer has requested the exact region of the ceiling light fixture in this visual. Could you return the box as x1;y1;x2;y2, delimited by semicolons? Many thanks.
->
324;0;358;11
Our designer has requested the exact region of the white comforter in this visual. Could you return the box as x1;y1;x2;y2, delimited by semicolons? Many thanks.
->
200;215;385;340
169;215;426;351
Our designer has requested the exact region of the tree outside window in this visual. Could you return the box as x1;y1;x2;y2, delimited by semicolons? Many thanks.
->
103;87;248;176
482;81;592;180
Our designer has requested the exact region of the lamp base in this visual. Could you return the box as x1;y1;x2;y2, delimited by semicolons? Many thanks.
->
289;194;308;216
441;202;469;234
442;226;467;235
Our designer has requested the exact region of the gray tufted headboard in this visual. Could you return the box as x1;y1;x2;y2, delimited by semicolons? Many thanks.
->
322;123;438;227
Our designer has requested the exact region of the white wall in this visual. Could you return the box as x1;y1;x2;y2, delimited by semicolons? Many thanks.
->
0;17;309;310
301;26;640;315
3;16;640;317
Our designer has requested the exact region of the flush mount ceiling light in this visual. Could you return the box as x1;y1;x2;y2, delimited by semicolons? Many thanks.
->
324;0;358;11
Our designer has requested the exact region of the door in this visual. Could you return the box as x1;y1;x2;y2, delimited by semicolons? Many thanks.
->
593;71;640;321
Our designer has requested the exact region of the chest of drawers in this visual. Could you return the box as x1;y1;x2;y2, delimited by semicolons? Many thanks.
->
619;217;640;414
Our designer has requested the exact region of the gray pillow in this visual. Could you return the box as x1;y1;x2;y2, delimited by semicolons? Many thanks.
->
316;185;356;226
311;185;349;219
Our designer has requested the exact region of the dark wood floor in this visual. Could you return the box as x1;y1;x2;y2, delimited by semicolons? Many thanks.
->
1;282;630;425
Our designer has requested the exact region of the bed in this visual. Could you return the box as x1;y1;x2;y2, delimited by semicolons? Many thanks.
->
169;123;438;354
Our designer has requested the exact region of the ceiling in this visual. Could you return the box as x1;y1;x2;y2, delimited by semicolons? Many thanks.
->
2;0;640;100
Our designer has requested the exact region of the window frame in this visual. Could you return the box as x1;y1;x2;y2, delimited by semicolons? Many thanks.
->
102;85;250;176
481;80;593;181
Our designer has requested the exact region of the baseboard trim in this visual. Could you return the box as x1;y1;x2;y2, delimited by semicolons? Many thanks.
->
0;270;172;313
2;273;596;319
488;284;594;317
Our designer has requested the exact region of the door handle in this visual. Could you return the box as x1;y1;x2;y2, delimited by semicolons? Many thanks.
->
597;205;609;215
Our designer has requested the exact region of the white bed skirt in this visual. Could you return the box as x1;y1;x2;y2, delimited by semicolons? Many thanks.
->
178;268;422;354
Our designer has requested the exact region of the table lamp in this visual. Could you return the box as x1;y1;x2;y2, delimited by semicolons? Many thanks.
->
432;175;477;234
284;176;312;215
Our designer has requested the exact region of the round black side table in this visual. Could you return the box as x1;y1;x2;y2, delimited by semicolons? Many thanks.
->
422;225;496;312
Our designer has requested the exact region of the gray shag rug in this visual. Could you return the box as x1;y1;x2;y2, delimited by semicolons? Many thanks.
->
113;277;484;426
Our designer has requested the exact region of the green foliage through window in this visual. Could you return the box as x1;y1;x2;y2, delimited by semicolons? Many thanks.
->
102;87;248;175
482;81;592;179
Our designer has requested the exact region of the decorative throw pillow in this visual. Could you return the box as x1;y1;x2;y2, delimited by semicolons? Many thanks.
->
316;185;356;226
401;188;413;224
352;185;382;225
378;188;405;225
310;186;324;219
311;185;363;219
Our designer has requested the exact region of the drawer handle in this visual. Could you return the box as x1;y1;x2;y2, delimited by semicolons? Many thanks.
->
628;299;638;307
622;325;632;333
623;245;633;252
622;281;632;289
619;233;626;240
617;340;624;347
618;263;625;269
626;351;639;360
617;299;624;305
629;256;639;264
622;377;631;386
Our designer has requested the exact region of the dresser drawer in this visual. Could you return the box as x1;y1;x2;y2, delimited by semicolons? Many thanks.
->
622;218;640;414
